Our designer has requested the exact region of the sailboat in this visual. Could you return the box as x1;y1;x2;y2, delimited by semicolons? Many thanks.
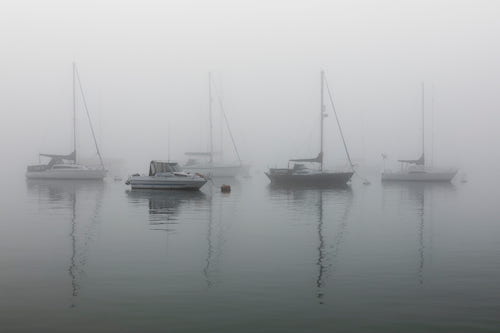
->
381;84;457;182
26;63;107;180
265;70;354;187
183;73;243;178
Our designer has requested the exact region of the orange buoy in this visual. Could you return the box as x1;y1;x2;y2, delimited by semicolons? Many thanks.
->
220;184;231;193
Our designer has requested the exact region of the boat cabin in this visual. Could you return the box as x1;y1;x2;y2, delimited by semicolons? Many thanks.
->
149;161;182;176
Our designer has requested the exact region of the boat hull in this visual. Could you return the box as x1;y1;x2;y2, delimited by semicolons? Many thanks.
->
127;176;207;190
381;170;457;182
265;171;353;187
183;165;241;178
26;169;107;180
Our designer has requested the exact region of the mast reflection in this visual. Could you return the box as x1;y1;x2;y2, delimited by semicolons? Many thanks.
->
268;185;353;304
203;183;229;288
126;188;225;287
382;181;455;285
26;180;104;307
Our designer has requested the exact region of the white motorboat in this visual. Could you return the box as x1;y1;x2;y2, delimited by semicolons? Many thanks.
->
126;161;207;190
26;63;107;180
381;84;457;183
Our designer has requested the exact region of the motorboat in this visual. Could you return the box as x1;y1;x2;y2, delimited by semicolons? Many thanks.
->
126;161;207;190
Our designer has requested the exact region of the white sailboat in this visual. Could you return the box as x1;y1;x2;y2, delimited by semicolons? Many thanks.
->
26;63;107;180
381;84;457;182
183;73;243;178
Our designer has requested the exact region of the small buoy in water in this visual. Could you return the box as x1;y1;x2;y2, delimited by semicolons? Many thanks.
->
221;184;231;193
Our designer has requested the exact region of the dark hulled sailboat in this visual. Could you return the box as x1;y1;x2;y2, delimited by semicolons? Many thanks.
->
265;71;354;187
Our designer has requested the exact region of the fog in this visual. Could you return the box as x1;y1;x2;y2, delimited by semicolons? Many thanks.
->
1;0;499;177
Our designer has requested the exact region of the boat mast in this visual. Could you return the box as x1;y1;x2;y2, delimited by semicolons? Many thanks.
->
421;82;425;166
212;77;243;166
73;62;77;163
74;64;105;169
168;121;171;162
320;70;325;171
209;72;213;164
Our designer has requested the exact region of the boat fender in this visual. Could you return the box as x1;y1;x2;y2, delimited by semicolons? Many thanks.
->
221;184;231;193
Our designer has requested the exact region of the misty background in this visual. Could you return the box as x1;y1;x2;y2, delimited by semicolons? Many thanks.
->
1;0;499;178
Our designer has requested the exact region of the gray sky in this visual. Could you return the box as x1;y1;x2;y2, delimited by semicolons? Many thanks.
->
1;0;499;175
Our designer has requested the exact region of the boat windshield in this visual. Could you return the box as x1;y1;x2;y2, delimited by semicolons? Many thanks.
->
149;161;181;175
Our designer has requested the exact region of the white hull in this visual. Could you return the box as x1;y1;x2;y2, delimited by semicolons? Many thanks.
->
183;164;242;178
381;169;457;182
26;169;107;180
127;176;207;190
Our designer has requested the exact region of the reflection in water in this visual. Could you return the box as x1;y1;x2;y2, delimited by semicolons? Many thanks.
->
70;191;77;300
204;192;214;287
203;186;214;288
382;182;455;285
26;180;104;307
126;188;222;286
203;184;230;288
316;190;326;302
418;189;424;285
268;185;353;304
126;190;206;232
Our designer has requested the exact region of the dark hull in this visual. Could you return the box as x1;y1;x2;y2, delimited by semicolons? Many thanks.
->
265;171;353;187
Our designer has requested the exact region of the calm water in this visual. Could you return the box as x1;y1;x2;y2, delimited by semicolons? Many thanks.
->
1;173;499;332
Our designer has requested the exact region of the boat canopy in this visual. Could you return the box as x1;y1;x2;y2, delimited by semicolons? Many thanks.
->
398;153;425;165
40;151;76;162
149;161;181;176
37;151;76;168
290;152;323;164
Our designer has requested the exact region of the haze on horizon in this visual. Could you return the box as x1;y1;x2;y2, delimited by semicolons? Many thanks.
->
1;0;498;177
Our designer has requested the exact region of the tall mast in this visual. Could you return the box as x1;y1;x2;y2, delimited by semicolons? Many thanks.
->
421;82;425;166
209;72;213;164
320;70;325;171
74;64;105;169
73;62;77;163
167;122;171;162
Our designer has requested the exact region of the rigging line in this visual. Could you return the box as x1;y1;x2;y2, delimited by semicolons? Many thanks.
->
323;76;354;170
211;78;242;165
74;65;105;169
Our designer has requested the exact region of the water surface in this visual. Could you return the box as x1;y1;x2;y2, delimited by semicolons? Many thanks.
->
1;174;499;332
